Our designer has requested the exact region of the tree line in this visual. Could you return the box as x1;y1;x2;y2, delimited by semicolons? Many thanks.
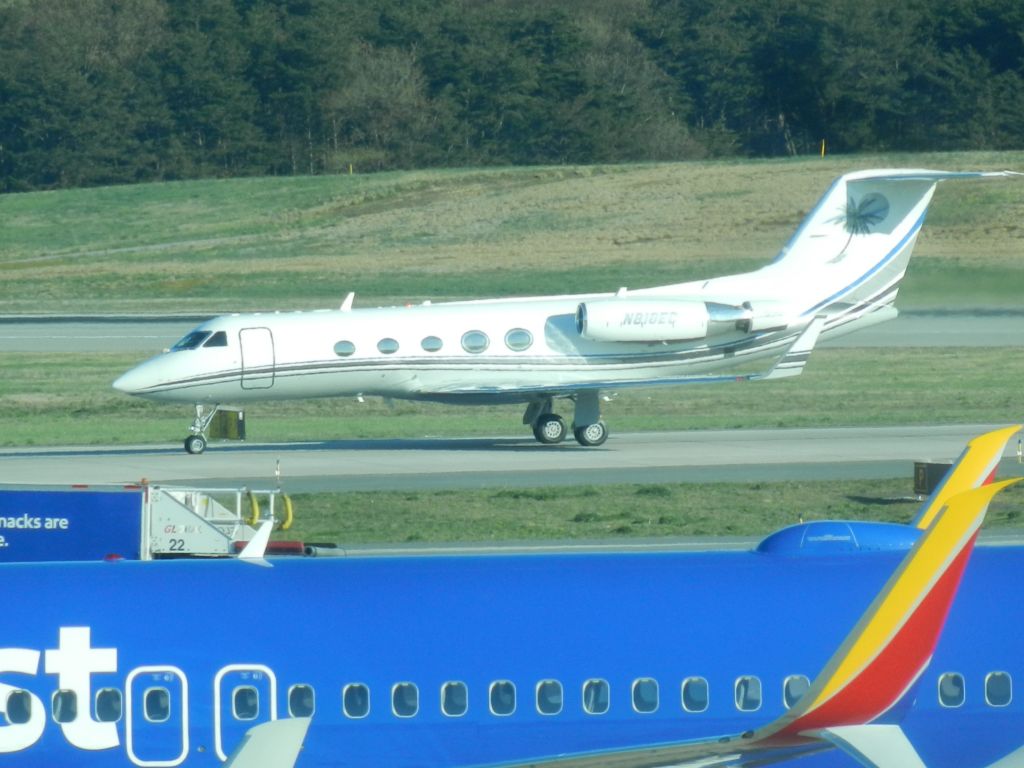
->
1;0;1022;191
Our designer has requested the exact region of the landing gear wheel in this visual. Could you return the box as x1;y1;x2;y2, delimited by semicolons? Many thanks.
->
533;414;567;444
184;434;207;455
573;420;608;447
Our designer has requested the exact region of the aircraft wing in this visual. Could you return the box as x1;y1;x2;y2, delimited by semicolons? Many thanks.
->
223;717;310;767
474;463;1021;768
435;317;826;400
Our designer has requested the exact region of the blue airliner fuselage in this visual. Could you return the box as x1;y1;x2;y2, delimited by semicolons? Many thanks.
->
0;541;1020;767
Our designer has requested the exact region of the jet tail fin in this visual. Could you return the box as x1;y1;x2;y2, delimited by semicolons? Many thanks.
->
912;424;1020;530
768;169;1020;325
770;478;1020;740
475;435;1020;768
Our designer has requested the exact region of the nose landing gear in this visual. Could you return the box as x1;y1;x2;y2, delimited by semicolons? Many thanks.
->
184;434;208;455
183;404;220;455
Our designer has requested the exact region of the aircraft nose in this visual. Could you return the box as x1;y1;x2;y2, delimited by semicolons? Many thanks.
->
113;358;167;396
112;367;146;395
112;355;199;402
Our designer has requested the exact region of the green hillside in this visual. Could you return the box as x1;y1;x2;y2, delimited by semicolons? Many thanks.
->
2;154;1022;314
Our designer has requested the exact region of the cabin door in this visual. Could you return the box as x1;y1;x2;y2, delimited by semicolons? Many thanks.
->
214;664;277;761
239;327;275;389
125;666;189;767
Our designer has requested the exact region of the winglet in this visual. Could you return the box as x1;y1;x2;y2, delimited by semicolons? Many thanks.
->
754;315;825;381
818;724;926;768
770;478;1020;740
238;520;274;567
224;717;310;767
912;425;1021;530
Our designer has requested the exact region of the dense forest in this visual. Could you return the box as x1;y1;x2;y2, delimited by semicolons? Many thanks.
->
2;0;1022;191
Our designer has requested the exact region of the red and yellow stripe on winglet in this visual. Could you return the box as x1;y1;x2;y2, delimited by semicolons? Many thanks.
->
913;425;1020;530
767;476;1020;742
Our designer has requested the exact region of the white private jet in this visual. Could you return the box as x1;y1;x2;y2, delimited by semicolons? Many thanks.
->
114;169;1018;453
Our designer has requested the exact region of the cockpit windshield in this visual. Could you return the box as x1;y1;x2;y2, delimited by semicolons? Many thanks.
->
171;331;212;351
203;331;228;347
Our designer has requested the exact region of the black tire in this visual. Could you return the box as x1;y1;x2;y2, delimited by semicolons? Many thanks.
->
533;414;567;444
184;435;207;455
573;420;608;447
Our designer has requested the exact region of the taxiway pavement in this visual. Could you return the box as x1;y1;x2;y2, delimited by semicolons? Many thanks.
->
1;424;1018;492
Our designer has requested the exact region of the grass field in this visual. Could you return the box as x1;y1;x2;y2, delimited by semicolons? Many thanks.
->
276;478;1024;545
2;154;1023;543
2;153;1023;314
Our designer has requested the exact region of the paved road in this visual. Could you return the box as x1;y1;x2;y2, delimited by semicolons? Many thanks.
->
1;310;1022;353
1;424;1019;492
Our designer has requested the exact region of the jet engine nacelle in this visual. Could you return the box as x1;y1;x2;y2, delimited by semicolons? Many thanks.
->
575;298;792;342
576;299;715;342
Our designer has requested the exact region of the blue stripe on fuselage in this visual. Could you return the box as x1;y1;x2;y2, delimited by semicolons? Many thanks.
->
800;209;926;319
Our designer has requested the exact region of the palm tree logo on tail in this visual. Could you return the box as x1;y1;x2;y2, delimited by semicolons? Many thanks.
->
829;192;890;261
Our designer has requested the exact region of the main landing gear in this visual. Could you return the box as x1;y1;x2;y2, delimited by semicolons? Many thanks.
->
524;392;609;447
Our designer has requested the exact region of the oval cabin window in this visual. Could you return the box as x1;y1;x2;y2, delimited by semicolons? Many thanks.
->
504;328;533;352
377;338;399;355
461;331;489;354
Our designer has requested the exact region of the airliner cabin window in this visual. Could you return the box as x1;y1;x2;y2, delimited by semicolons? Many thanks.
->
377;338;399;355
343;684;370;719
421;336;443;352
938;673;965;708
334;341;356;357
504;328;533;352
536;680;563;715
681;677;709;713
95;688;123;723
52;690;77;723
461;331;490;354
986;672;1012;707
392;683;419;718
582;679;609;715
441;681;468;717
5;690;32;725
203;331;228;347
172;331;211;350
288;685;315;718
233;686;259;720
489;681;516;716
632;678;658;713
144;688;171;723
735;676;762;712
783;675;810;709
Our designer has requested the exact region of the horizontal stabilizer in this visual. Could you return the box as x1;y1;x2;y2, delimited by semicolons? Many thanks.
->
754;316;825;380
